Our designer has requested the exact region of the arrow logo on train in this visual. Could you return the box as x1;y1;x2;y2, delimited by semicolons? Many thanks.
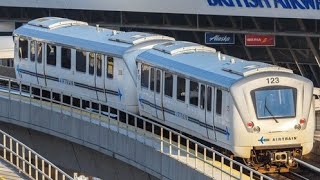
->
225;126;230;140
16;64;22;78
138;95;144;108
259;136;269;144
117;88;122;100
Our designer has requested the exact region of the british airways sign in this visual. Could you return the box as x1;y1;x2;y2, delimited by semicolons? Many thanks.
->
0;0;319;20
205;33;235;44
207;0;320;10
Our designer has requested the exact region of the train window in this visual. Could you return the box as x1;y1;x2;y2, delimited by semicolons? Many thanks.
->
46;44;56;66
76;50;86;73
107;56;114;78
61;47;71;69
216;89;222;115
72;97;80;108
19;38;28;59
177;76;186;102
164;72;173;97
189;80;199;106
253;88;296;119
150;68;155;91
141;64;149;88
89;53;95;75
63;95;71;105
156;70;161;93
30;41;36;62
207;87;212;111
200;84;205;109
52;92;60;102
36;42;43;63
97;54;102;77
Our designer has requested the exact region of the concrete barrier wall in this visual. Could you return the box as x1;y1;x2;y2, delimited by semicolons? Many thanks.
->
0;122;157;180
0;96;211;180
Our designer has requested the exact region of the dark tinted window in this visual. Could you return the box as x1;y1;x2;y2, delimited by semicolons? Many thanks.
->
216;89;222;115
46;44;56;66
61;48;71;69
207;87;212;111
107;56;113;78
177;76;186;102
156;70;161;93
189;81;199;106
89;53;95;75
141;64;149;88
97;54;102;77
30;41;35;62
76;50;86;73
36;42;43;63
19;38;28;59
164;72;173;97
150;68;155;91
200;84;205;109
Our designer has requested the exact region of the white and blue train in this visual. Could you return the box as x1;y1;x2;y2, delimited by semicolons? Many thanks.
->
14;17;315;172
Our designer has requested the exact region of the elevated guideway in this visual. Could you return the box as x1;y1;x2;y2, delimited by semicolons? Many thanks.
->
0;75;271;180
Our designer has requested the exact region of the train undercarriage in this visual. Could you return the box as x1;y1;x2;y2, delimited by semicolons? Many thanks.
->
244;147;302;173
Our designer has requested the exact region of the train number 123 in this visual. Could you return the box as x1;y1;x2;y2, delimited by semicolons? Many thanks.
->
266;77;279;84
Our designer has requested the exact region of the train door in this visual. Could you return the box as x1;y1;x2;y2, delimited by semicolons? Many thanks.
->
139;64;156;117
206;86;216;140
16;38;36;84
186;80;201;131
35;42;46;86
85;52;96;99
214;89;226;140
95;54;105;101
153;69;164;120
149;67;158;118
162;71;174;122
28;40;38;84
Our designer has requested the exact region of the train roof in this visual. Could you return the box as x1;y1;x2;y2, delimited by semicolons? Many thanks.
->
137;41;293;90
14;17;174;57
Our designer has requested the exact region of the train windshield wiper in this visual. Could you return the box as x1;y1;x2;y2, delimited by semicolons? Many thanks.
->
264;97;279;123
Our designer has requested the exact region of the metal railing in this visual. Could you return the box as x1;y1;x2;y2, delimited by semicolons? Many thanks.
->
0;129;73;180
0;75;273;180
293;158;320;173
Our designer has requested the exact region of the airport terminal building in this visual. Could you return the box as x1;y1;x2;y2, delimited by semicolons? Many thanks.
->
0;0;319;87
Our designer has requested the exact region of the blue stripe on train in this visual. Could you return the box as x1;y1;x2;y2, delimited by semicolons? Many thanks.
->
17;68;118;96
140;98;229;133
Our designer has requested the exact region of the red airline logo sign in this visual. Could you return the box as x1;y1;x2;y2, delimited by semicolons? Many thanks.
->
245;35;275;46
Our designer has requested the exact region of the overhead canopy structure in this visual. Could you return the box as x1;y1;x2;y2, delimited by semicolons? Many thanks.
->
0;36;14;59
0;0;319;20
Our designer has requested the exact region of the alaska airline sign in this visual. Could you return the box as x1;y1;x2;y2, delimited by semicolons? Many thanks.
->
207;0;320;10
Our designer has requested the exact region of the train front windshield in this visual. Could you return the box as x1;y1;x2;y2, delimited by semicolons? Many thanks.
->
253;87;296;119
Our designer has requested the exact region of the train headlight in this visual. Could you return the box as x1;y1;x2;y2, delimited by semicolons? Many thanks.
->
294;124;301;130
247;121;254;128
253;126;260;133
300;118;306;124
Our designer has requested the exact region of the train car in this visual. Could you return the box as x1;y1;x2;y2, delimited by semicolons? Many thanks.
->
13;17;173;112
136;41;315;172
14;17;315;172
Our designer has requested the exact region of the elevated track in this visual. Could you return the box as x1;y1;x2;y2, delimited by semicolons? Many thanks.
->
0;75;272;180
